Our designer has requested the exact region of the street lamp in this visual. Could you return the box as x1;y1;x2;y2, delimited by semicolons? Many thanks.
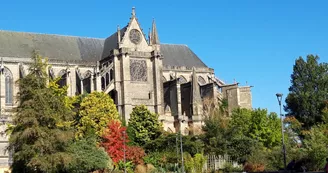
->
122;130;127;173
178;118;185;173
276;93;287;171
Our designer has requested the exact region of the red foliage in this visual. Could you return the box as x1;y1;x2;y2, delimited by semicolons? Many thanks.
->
126;146;145;165
244;163;265;172
101;120;129;164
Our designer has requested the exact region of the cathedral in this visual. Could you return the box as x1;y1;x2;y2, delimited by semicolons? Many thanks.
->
0;7;252;169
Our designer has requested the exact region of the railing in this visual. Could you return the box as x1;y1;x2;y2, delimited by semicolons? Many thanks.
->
205;154;241;171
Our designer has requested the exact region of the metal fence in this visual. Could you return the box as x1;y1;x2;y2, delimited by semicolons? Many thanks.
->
204;154;241;171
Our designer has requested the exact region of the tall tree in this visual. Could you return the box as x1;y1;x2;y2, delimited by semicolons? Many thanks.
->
127;105;162;146
8;51;75;173
202;105;230;155
285;55;328;129
74;91;119;139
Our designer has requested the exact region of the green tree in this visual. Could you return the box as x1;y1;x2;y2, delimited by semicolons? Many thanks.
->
75;91;119;139
8;51;75;173
285;54;328;130
144;133;204;156
248;109;281;148
229;108;252;137
202;106;230;155
127;105;162;146
65;134;110;173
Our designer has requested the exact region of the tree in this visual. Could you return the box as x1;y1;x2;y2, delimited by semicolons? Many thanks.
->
248;109;281;148
75;91;119;139
228;108;252;137
101;120;128;164
202;105;230;155
127;105;162;146
8;51;75;173
65;134;110;173
285;54;328;130
144;133;204;156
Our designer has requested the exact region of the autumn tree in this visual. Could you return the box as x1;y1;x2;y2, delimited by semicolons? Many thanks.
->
285;54;328;130
102;120;128;164
102;120;145;167
75;91;119;139
8;51;75;173
127;105;162;146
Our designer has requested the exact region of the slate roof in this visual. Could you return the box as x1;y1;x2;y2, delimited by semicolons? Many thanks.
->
101;26;127;59
0;30;208;68
160;44;207;68
0;30;104;62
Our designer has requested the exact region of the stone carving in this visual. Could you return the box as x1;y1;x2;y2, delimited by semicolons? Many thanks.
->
130;59;147;81
129;29;141;44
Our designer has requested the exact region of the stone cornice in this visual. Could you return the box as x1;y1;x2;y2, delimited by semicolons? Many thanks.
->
163;65;214;73
0;56;97;67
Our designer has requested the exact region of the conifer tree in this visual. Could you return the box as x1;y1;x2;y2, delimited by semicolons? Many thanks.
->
8;51;75;173
127;105;162;146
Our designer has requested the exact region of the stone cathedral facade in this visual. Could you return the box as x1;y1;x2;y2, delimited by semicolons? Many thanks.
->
0;8;252;169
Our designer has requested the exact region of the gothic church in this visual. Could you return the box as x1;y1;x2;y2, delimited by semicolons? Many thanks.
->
0;7;252;168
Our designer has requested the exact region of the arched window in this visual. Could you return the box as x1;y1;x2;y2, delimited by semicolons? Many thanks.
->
4;67;13;105
198;76;206;85
57;69;67;88
101;77;105;90
109;69;114;81
178;75;187;84
105;73;110;86
83;71;92;94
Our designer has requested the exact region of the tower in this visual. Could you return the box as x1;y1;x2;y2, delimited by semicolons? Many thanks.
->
102;7;164;123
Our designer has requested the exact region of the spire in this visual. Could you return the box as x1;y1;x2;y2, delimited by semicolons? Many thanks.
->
117;25;121;43
148;28;152;45
131;7;136;18
150;18;160;45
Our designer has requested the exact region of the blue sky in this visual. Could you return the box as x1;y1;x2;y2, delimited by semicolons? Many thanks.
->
1;0;328;115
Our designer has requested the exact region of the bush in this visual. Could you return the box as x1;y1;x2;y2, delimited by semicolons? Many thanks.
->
126;146;145;165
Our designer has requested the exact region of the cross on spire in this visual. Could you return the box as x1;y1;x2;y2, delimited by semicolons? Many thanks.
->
131;7;136;17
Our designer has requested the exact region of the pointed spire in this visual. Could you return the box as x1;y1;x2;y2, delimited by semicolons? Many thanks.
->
148;28;152;45
150;18;160;45
117;25;121;43
131;7;136;17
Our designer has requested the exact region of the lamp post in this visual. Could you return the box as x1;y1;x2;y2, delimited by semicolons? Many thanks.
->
276;93;287;171
122;130;127;173
175;132;179;171
178;118;185;173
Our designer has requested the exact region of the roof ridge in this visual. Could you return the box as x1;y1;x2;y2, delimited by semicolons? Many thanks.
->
0;29;105;40
161;43;188;47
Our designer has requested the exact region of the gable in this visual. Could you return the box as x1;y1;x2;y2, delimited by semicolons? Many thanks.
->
120;17;152;52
